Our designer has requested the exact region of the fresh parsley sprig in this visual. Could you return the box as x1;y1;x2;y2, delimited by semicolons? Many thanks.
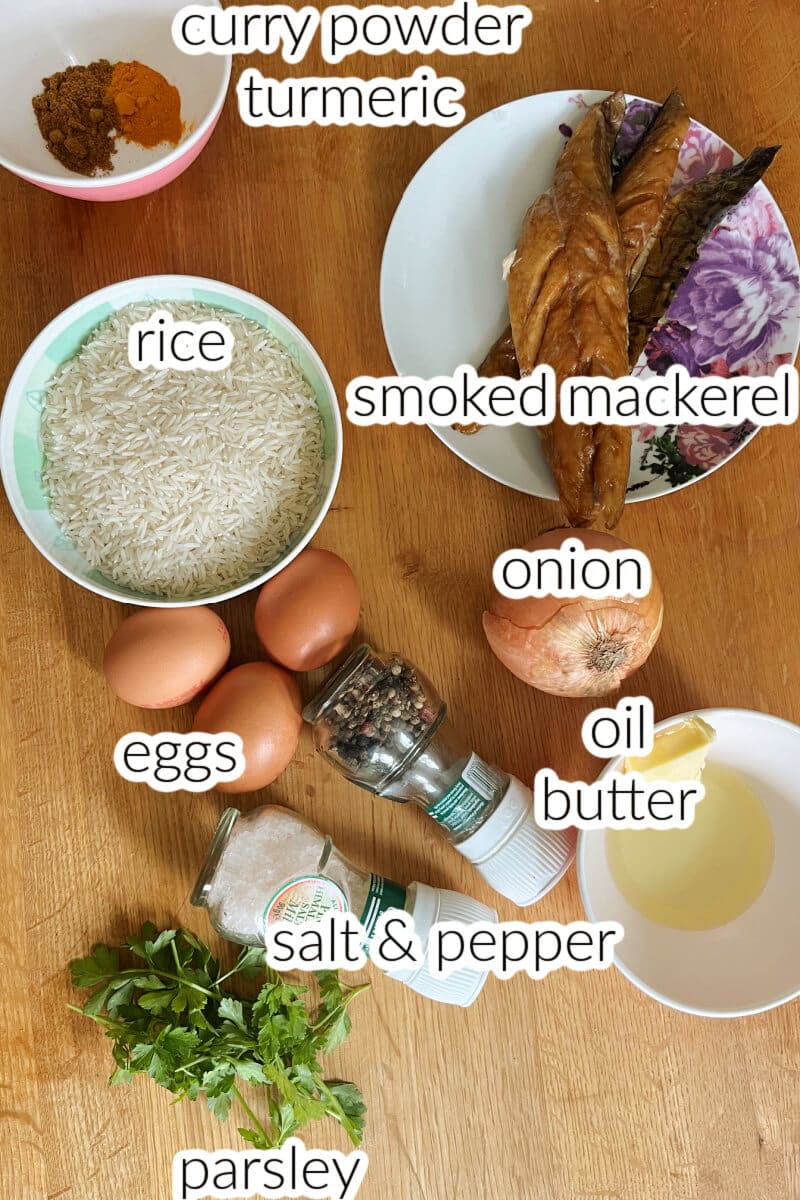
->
69;923;368;1149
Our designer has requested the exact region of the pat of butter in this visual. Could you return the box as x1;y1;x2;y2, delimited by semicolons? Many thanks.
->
623;716;716;782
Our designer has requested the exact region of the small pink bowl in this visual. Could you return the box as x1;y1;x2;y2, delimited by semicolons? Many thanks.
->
0;0;231;201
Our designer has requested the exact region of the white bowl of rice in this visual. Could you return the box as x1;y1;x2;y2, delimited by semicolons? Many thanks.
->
1;276;342;605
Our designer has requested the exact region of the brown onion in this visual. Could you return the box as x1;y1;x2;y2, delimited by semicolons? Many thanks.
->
483;528;663;698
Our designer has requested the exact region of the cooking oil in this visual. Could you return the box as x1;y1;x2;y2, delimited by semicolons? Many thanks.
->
606;762;773;931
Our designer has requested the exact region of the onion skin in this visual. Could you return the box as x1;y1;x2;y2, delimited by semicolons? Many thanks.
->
483;529;664;698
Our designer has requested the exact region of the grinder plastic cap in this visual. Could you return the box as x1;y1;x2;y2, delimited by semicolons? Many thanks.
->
457;775;576;907
383;882;497;1007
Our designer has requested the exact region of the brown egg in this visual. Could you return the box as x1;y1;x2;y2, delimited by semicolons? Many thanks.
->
192;662;303;792
254;548;360;671
103;606;230;709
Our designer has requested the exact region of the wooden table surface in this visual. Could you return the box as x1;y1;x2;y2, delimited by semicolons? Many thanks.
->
3;2;800;1197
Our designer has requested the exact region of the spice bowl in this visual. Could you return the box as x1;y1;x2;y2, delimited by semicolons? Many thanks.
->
1;275;343;606
578;708;800;1018
0;0;230;200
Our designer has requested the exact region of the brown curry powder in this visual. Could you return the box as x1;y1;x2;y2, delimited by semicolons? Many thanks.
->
32;60;117;176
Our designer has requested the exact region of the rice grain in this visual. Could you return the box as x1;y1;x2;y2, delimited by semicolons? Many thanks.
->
41;302;325;599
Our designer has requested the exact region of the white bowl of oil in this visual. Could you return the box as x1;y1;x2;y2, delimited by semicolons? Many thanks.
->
577;708;800;1017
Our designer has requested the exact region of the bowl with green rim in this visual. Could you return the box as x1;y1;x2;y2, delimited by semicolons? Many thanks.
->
0;275;343;606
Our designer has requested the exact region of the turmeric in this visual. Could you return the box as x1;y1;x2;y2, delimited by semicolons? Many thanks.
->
107;61;183;149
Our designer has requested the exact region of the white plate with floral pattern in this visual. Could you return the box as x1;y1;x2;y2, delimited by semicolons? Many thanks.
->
380;90;800;501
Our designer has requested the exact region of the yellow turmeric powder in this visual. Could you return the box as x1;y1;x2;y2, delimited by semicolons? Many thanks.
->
107;61;183;149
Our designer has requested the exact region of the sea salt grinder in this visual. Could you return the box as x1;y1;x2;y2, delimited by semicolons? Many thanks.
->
191;804;496;1008
303;645;576;907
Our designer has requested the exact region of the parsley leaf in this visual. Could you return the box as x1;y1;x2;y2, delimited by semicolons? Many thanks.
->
68;924;368;1149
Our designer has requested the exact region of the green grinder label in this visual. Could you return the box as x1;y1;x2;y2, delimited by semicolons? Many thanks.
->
359;874;406;938
428;753;497;836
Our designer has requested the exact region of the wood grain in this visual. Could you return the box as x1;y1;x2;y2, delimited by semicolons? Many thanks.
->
2;1;800;1197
